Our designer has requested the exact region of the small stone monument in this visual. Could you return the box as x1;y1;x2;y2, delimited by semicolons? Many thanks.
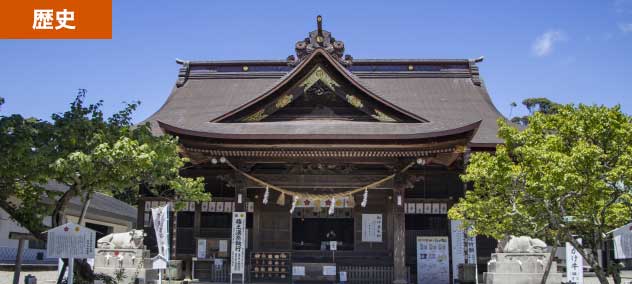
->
484;236;563;284
93;230;152;284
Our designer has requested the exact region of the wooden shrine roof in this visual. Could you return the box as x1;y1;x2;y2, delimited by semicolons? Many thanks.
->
142;19;506;146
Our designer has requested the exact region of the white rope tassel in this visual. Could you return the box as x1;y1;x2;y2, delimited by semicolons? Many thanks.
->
290;195;299;214
263;185;269;204
361;188;368;208
328;197;335;215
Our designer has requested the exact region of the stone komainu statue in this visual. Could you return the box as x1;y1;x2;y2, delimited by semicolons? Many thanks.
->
497;235;548;253
97;229;145;249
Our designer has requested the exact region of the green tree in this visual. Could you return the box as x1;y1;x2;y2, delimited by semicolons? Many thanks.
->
0;91;210;283
449;104;632;284
511;97;561;126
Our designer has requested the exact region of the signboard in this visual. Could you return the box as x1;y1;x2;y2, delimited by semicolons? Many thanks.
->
151;204;170;269
214;259;224;270
323;265;337;276
450;220;477;282
416;236;450;284
566;239;584;284
230;212;246;274
339;271;348;282
361;214;383;242
613;222;632;259
46;223;96;259
197;239;206;259
292;266;306;276
330;241;337;251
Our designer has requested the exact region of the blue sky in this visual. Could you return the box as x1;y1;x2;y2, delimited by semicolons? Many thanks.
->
0;0;631;121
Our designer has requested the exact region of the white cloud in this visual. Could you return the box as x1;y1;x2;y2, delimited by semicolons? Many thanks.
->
532;30;566;57
620;23;632;33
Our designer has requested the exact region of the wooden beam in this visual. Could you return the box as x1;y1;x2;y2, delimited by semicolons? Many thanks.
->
9;232;39;241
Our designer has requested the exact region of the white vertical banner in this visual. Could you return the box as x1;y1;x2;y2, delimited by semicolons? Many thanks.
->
152;204;170;269
450;220;477;282
613;222;632;259
450;221;465;283
231;212;246;274
416;236;450;284
566;239;584;284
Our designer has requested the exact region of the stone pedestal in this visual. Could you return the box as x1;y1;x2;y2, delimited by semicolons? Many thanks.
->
93;248;152;283
484;253;563;284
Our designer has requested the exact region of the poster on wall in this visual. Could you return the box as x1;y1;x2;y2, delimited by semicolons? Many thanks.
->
416;236;450;284
361;214;383;242
197;239;207;259
450;220;477;282
230;212;247;274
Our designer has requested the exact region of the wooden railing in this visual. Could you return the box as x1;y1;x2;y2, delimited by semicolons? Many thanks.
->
193;260;230;283
338;266;410;284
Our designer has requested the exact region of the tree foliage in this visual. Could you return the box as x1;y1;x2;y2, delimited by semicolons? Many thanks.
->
0;90;210;236
511;97;561;126
449;104;632;284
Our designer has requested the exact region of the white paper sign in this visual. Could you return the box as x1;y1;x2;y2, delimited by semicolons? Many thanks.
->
292;266;305;276
214;258;224;270
152;204;170;269
362;214;383;242
46;223;96;259
417;236;450;284
566;239;584;284
416;203;424;214
330;241;337;251
339;271;347;282
323;265;337;276
230;212;246;274
219;240;228;252
197;239;206;259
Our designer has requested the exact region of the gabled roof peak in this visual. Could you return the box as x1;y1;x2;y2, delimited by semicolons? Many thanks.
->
287;15;353;67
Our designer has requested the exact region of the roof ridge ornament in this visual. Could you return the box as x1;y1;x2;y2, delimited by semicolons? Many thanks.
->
287;15;353;67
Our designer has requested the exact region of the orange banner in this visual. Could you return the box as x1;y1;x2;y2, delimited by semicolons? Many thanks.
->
0;0;112;39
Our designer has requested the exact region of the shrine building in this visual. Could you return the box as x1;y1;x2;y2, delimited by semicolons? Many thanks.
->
139;16;504;284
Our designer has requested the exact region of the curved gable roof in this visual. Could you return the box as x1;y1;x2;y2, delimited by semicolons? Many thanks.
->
143;54;505;145
212;49;427;123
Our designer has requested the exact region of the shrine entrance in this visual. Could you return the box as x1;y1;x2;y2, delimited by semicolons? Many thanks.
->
292;209;354;251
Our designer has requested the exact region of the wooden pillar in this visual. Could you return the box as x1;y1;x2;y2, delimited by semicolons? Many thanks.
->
393;175;408;284
9;233;38;284
194;202;202;237
13;239;25;284
137;198;145;229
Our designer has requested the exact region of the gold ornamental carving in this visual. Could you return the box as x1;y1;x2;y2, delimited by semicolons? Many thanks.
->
345;94;364;108
300;66;340;92
275;94;294;109
242;109;268;122
372;109;396;122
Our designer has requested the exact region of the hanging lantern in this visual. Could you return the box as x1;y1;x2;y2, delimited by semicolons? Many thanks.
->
347;195;356;208
328;197;335;215
276;192;286;206
289;196;299;214
361;188;368;207
263;185;270;204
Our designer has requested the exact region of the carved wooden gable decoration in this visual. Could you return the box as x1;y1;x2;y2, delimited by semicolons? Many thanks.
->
214;50;426;123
